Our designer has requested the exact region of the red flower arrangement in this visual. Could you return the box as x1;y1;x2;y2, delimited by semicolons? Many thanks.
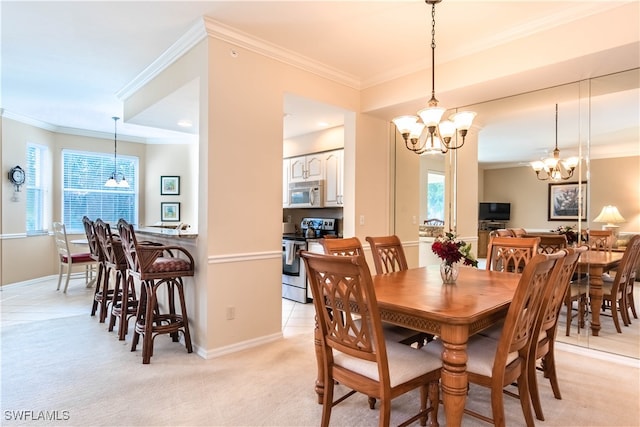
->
432;231;478;268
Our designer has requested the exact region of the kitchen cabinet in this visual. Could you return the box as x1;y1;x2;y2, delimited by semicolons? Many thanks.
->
283;159;290;207
324;149;343;207
289;154;324;182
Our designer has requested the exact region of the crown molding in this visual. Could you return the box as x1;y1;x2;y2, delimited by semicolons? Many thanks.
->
202;17;361;90
116;18;208;101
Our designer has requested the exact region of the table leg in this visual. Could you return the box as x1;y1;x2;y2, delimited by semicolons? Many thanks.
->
439;324;469;427
589;266;604;336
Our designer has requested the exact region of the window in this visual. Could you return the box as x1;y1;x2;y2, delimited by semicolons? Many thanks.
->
62;149;138;232
26;143;49;233
427;171;445;221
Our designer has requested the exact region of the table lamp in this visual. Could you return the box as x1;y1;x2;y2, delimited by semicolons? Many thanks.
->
593;205;625;244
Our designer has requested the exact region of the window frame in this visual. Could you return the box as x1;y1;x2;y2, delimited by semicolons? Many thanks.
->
25;143;50;235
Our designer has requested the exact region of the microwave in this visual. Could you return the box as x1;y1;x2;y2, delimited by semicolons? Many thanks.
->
288;180;324;208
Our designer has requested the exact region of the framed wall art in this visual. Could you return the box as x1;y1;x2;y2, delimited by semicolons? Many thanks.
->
160;176;180;195
161;202;181;222
548;181;587;221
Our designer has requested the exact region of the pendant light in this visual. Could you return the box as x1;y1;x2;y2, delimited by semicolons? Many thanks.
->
104;116;129;188
392;0;476;155
530;104;579;181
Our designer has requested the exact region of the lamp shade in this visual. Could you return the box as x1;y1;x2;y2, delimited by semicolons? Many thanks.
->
593;205;625;225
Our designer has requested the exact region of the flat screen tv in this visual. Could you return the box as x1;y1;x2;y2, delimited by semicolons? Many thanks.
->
479;202;511;221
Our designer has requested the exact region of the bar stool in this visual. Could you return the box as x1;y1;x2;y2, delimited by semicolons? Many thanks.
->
117;219;194;364
94;219;137;340
83;217;110;322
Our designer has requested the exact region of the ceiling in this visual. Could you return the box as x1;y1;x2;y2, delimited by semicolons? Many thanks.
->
2;1;639;166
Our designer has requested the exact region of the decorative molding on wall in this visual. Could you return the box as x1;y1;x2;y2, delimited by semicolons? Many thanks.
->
208;250;280;264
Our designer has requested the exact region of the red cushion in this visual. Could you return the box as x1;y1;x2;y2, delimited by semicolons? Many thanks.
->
60;252;94;264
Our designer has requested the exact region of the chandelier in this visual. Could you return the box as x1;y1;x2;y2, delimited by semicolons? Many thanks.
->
392;0;476;155
530;104;578;181
104;116;129;188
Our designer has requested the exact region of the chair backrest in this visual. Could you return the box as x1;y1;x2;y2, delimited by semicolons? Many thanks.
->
117;219;141;275
486;236;540;273
588;230;613;252
320;237;364;257
525;234;568;254
535;246;587;341
82;216;103;262
495;251;566;373
301;251;389;380
609;235;640;300
365;235;408;274
424;218;444;226
52;222;71;261
94;219;126;269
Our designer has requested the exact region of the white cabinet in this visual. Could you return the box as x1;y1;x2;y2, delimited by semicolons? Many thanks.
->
324;149;344;207
308;241;324;254
289;154;324;182
283;158;290;207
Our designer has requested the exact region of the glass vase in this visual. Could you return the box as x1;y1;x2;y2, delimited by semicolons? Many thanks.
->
440;261;459;284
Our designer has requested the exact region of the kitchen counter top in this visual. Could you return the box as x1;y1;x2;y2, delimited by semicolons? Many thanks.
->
135;226;198;239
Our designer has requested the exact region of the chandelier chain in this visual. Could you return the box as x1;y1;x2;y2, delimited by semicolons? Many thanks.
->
430;2;437;104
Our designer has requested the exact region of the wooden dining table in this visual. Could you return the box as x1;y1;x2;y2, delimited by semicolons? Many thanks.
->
576;250;624;336
312;265;521;427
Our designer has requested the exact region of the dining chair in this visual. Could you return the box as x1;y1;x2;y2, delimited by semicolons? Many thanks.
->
424;218;444;226
83;216;109;321
365;235;432;347
322;236;428;349
300;251;441;427
528;246;586;421
423;251;566;427
564;246;590;337
588;229;614;252
118;219;195;364
53;221;97;293
492;229;515;237
527;234;567;254
486;236;540;273
601;234;640;333
94;219;137;340
320;236;365;256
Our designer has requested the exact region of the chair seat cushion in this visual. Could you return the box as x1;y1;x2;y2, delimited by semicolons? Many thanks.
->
334;340;441;388
61;252;93;264
148;257;192;273
422;336;519;377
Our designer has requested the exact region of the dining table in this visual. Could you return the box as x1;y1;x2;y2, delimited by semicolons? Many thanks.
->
576;250;624;336
312;265;521;427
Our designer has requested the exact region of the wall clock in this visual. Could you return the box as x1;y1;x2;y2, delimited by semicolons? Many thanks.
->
8;165;26;192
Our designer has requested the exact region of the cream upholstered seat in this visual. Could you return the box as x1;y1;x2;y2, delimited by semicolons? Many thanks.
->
486;236;540;273
301;251;441;427
528;246;585;421
424;252;566;427
53;221;97;293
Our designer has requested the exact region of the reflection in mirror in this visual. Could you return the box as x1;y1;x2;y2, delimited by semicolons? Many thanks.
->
394;68;639;358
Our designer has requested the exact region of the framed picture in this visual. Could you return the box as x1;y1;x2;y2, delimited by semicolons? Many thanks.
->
161;202;181;222
160;176;180;195
548;181;587;221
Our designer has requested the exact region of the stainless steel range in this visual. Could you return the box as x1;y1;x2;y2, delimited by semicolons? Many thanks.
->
282;217;337;303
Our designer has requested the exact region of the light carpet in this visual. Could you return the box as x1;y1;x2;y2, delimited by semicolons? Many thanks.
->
1;314;639;426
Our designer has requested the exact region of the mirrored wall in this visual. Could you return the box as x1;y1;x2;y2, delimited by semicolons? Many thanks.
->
395;68;640;358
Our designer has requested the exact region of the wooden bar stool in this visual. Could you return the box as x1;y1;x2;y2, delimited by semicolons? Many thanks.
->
83;216;110;322
117;219;194;364
94;219;137;340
